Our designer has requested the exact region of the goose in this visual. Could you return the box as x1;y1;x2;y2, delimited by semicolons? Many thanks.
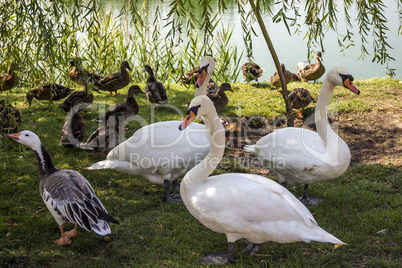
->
94;61;132;96
69;59;104;90
94;85;145;124
7;130;119;246
299;52;326;83
26;83;75;107
245;67;360;205
0;64;18;92
60;98;87;148
86;56;216;202
206;83;233;113
178;95;346;264
58;88;94;113
270;63;299;93
241;62;264;83
144;64;168;107
288;87;312;118
0;99;22;133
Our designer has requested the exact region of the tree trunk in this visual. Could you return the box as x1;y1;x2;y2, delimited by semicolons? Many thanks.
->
249;0;294;127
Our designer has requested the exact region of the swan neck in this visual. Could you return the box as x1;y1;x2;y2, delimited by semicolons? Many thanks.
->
315;79;335;144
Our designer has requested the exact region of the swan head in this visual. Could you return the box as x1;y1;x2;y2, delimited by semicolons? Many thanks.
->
195;56;216;88
178;96;214;130
8;130;42;151
327;67;360;95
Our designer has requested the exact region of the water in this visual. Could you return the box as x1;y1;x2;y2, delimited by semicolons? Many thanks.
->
101;0;402;81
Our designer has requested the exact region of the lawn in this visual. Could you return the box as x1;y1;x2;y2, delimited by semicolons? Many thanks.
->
0;78;401;267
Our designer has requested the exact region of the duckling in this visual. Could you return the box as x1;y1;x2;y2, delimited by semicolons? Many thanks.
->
241;62;264;83
94;61;132;96
69;59;104;90
270;64;298;93
8;130;119;246
144;64;168;107
94;85;144;124
26;83;75;107
58;89;94;113
0;64;18;92
206;83;233;113
299;52;326;83
79;117;121;155
288;87;312;118
60;98;87;148
0;99;21;133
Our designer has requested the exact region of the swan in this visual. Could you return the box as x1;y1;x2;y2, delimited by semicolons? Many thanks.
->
87;56;216;202
8;130;119;245
245;67;360;205
178;95;346;264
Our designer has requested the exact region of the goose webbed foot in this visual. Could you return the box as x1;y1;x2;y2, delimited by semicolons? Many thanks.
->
299;184;324;206
200;242;235;265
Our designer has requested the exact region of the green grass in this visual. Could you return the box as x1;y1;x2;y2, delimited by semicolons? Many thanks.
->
0;78;401;267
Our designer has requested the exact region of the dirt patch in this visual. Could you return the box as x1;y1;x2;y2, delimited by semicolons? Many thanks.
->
222;104;401;176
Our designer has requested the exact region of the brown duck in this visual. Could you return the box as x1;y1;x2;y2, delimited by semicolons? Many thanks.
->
94;85;145;124
241;62;264;83
69;59;104;90
206;83;233;113
299;52;325;82
94;61;132;96
26;83;75;107
270;64;299;93
0;99;22;133
58;88;94;112
288;88;312;118
60;98;87;148
144;64;168;107
0;64;18;92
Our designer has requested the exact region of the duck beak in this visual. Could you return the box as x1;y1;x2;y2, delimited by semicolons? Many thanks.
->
179;111;196;130
343;77;360;95
195;65;209;88
7;132;21;141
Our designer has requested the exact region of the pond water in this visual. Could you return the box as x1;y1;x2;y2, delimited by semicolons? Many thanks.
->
101;0;402;81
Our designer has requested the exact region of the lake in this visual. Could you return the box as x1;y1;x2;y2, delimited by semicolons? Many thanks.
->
101;0;402;81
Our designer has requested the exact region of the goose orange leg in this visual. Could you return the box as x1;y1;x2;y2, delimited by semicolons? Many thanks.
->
64;224;78;238
54;225;73;246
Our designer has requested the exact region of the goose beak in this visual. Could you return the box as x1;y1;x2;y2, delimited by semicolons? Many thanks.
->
7;132;21;141
343;78;360;95
179;111;196;130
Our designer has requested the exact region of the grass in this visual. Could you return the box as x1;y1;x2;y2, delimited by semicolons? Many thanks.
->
0;77;401;267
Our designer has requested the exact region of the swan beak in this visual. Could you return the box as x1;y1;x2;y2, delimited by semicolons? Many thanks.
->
343;78;360;95
195;65;209;88
7;132;21;141
179;111;196;130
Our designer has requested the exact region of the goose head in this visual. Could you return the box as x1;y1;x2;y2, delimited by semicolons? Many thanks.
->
195;56;216;88
8;130;42;151
326;67;360;94
179;96;214;130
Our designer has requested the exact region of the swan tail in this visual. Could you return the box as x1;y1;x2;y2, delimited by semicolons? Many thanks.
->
305;227;346;246
86;160;110;170
244;144;256;154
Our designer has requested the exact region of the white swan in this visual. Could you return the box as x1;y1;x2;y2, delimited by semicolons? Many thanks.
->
87;56;216;202
178;95;346;264
245;67;360;205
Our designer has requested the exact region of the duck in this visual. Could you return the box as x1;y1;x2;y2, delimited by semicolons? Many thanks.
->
0;64;18;92
94;61;132;96
94;85;145;124
7;130;119;246
0;99;22;133
26;83;75;107
58;88;94;113
245;67;360;205
60;98;87;148
299;52;326;83
144;64;168;107
220;116;250;148
206;83;233;113
86;56;216;202
178;95;346;265
270;63;299;93
241;62;264;83
79;117;121;155
69;59;104;90
288;87;312;118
